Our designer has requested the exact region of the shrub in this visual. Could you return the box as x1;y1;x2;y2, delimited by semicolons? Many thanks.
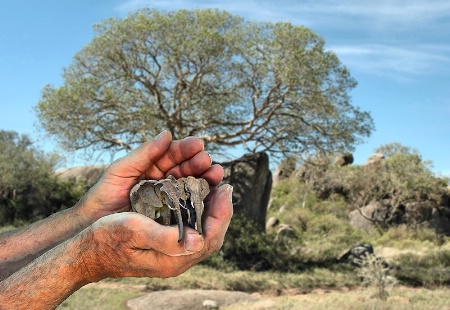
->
356;253;397;300
0;130;85;225
394;249;450;286
213;214;304;271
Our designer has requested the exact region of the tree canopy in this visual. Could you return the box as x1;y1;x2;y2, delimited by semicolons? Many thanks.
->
0;130;84;224
36;9;374;159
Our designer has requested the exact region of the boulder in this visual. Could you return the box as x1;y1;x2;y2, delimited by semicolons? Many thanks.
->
337;243;374;263
220;152;272;231
349;201;387;230
363;153;384;168
127;290;260;310
55;165;108;188
334;153;354;167
266;217;280;230
274;224;296;243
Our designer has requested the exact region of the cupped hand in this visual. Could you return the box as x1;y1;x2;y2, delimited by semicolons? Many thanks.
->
79;183;233;282
76;131;224;222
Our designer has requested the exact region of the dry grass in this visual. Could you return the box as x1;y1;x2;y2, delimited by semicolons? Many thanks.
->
60;276;450;310
223;286;450;310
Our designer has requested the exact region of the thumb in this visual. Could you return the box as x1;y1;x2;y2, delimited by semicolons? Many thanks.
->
137;217;205;256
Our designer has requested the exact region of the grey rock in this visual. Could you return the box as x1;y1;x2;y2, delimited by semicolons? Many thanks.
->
349;201;387;230
338;243;374;263
220;152;272;231
334;153;354;166
127;290;260;310
202;299;218;308
55;164;108;188
363;153;384;167
266;217;280;230
274;224;296;243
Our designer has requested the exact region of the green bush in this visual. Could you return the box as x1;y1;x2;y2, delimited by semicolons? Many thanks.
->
0;130;85;225
394;249;450;286
211;214;304;271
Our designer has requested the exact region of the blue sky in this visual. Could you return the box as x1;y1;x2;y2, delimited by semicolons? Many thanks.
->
1;0;449;175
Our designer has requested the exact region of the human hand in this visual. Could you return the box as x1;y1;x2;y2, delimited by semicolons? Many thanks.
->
76;131;224;223
78;183;233;281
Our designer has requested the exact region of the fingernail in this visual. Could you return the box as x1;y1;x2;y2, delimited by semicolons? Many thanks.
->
222;184;233;203
185;233;204;253
206;152;212;166
155;130;169;140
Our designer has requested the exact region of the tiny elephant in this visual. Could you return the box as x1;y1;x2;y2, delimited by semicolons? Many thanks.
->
130;176;210;242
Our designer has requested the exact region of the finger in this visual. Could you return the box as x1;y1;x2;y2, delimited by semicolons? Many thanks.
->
108;131;173;180
165;151;212;178
132;215;205;257
200;164;224;187
202;184;233;253
154;136;204;173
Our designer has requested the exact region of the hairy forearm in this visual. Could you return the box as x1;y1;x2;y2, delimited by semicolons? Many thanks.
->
0;233;90;310
0;198;93;280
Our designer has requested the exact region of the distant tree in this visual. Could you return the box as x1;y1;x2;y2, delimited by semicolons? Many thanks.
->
36;9;374;159
374;142;419;158
0;130;84;224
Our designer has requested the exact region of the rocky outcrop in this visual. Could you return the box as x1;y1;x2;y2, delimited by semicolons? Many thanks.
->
220;152;272;231
55;165;108;188
292;152;450;235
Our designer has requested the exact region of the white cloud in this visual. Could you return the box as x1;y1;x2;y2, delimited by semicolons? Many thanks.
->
116;0;450;26
114;0;450;80
330;44;450;80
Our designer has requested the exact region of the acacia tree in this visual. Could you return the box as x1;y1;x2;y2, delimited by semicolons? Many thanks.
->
36;9;374;159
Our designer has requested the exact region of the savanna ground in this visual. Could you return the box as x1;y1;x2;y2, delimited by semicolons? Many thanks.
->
55;228;450;310
57;263;450;310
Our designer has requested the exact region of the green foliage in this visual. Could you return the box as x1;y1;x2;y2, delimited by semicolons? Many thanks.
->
394;249;450;286
217;214;303;271
374;142;420;158
0;130;85;225
268;178;370;266
375;225;441;248
206;141;448;279
36;8;374;159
